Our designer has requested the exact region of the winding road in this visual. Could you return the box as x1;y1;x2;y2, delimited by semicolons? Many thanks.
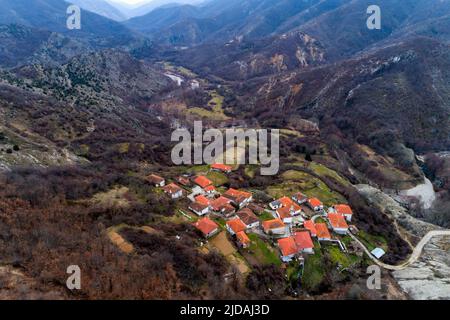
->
349;230;450;271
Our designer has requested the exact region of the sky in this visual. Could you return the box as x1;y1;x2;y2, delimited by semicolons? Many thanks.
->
109;0;153;5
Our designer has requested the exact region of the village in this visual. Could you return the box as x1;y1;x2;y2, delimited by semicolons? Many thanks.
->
146;163;387;290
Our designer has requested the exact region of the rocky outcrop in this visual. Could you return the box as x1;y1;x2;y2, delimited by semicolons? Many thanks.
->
392;235;450;300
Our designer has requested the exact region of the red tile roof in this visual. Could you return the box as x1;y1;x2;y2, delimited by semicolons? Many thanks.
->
308;198;323;208
278;196;294;207
193;217;218;237
162;183;182;195
189;202;209;212
277;237;298;257
236;231;251;246
315;223;332;239
226;218;247;234
333;204;353;216
211;163;232;172
262;218;285;233
147;174;164;184
203;185;216;192
195;195;210;206
193;176;213;188
303;220;317;236
236;208;259;226
328;213;349;229
210;196;232;211
293;231;314;250
276;203;302;219
223;188;252;203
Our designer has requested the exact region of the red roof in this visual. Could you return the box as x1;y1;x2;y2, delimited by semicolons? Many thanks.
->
223;188;252;202
211;163;232;172
278;196;294;207
195;195;210;206
193;217;218;236
303;220;317;236
193;176;213;188
236;231;251;246
334;204;353;216
293;231;314;250
162;183;182;195
276;203;302;219
204;185;216;192
277;237;298;257
226;218;247;234
308;198;323;208
328;213;349;229
147;174;164;184
315;223;332;239
262;218;285;233
210;196;232;211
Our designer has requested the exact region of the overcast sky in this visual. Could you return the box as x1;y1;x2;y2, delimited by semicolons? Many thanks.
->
109;0;153;5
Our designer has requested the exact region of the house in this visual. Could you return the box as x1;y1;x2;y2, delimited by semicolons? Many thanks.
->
162;183;183;199
371;248;386;259
277;237;299;262
226;218;247;236
292;192;308;204
236;231;251;248
193;217;219;238
220;203;236;217
293;231;314;254
189;202;209;216
330;204;354;222
223;188;253;208
192;175;213;189
327;213;349;235
176;176;191;187
269;200;282;210
211;163;232;173
195;195;210;206
236;208;260;229
203;185;216;195
278;196;295;207
210;196;233;212
315;223;332;240
276;203;303;224
248;203;265;215
307;198;324;211
303;220;317;237
146;174;165;187
262;218;286;235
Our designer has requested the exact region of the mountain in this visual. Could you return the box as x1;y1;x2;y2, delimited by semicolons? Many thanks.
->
66;0;127;21
127;0;205;18
0;0;139;48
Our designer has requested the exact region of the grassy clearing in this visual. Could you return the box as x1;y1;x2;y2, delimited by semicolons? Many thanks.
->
206;171;229;186
259;211;275;221
186;90;230;121
302;248;325;291
90;186;130;208
357;231;388;252
325;245;360;269
308;162;351;187
248;234;281;266
268;170;346;206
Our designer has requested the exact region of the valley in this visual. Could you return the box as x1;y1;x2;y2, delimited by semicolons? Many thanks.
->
0;0;449;301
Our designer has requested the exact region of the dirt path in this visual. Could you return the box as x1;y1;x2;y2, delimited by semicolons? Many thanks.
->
349;230;450;271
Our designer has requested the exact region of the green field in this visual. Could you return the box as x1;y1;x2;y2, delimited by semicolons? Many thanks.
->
301;248;325;292
248;234;281;266
206;170;229;186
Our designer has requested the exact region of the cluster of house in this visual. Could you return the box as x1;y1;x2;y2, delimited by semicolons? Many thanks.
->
147;165;355;264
